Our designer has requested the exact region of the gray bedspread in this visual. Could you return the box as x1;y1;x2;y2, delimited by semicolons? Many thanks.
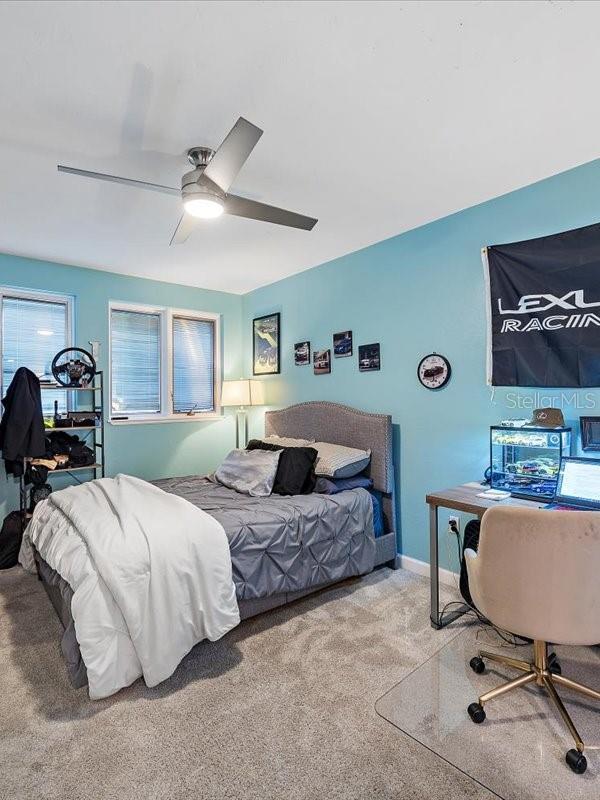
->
152;476;375;600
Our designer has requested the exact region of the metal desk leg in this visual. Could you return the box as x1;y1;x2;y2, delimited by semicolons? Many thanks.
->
429;504;440;628
429;501;470;629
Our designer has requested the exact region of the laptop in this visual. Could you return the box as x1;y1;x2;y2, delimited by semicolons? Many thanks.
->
545;457;600;511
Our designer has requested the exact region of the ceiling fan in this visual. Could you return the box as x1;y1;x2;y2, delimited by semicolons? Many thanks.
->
57;117;318;245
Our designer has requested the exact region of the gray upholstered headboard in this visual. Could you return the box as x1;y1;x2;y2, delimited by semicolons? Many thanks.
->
264;401;394;494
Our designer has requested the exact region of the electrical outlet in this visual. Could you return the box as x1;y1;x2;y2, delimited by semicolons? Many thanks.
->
448;516;460;535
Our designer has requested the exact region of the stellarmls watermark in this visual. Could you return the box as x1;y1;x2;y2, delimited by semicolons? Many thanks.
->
503;391;597;411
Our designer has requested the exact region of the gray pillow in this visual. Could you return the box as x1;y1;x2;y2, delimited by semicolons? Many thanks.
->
328;457;371;479
215;448;282;497
262;435;316;447
312;441;371;479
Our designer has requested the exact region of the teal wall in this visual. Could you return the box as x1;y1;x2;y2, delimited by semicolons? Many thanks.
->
243;159;600;571
0;253;243;519
4;158;600;570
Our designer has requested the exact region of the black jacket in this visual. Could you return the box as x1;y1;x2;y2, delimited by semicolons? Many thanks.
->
0;367;46;476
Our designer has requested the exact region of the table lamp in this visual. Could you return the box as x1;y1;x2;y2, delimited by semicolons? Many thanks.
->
221;378;265;448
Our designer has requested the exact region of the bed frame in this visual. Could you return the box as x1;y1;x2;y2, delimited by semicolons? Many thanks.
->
33;400;399;688
237;401;398;617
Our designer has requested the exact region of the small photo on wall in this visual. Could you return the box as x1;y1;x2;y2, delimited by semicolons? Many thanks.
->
313;349;331;375
294;341;311;366
253;313;280;375
333;330;353;358
358;343;381;372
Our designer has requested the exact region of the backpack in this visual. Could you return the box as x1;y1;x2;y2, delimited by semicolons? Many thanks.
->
0;511;24;569
459;519;481;609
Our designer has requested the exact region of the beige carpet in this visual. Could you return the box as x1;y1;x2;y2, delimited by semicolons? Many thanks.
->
0;565;493;800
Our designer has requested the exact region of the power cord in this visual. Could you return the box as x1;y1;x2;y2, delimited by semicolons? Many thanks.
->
438;598;531;647
439;521;531;649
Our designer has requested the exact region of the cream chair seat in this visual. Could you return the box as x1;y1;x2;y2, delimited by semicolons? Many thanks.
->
465;505;600;774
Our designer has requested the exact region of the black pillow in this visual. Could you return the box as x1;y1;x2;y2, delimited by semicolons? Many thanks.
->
246;439;318;495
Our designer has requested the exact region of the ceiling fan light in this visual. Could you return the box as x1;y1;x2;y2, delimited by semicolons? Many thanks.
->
183;193;224;219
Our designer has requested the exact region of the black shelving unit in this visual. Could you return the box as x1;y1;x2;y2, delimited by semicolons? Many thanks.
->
19;372;105;520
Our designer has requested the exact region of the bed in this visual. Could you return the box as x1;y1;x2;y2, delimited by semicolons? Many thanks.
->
32;401;398;691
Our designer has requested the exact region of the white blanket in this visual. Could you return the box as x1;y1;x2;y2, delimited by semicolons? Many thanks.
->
26;474;239;699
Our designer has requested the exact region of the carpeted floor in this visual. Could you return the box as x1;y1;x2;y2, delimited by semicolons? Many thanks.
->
0;565;493;800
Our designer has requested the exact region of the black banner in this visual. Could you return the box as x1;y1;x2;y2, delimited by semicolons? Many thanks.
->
484;222;600;387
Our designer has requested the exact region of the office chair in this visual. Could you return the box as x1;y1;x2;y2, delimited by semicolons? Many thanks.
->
465;505;600;774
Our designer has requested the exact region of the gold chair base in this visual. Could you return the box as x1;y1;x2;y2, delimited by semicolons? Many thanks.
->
473;641;600;757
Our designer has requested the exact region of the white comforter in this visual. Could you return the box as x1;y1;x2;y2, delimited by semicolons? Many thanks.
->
26;474;240;699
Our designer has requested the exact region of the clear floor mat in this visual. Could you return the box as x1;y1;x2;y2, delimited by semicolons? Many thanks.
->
375;623;600;800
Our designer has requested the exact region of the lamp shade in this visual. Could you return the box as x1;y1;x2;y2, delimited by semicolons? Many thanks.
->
221;379;251;407
221;379;265;407
249;379;265;406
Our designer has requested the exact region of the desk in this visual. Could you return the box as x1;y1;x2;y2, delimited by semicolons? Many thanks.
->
426;484;544;629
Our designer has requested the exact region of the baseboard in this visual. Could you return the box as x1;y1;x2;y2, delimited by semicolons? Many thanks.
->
399;554;459;589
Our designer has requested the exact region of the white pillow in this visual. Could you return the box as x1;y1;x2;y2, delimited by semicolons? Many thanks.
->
215;448;282;496
312;441;371;479
262;434;315;447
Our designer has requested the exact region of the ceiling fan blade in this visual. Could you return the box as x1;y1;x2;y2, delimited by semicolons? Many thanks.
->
170;213;200;246
57;165;180;196
202;117;263;193
225;194;318;231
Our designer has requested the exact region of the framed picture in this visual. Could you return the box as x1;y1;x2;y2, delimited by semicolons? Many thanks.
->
333;330;353;358
313;349;331;375
358;343;380;372
253;313;280;375
294;341;310;366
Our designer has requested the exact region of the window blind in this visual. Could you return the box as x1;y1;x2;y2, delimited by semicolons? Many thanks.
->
1;295;68;415
172;316;215;413
111;309;161;415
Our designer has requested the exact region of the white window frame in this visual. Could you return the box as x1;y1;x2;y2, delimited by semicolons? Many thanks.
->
0;286;74;407
108;301;221;425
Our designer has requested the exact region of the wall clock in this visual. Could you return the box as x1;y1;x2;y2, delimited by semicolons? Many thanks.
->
417;353;451;390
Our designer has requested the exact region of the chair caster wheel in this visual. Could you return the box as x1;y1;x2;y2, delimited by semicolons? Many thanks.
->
467;702;486;724
566;749;587;774
548;652;562;675
469;656;485;674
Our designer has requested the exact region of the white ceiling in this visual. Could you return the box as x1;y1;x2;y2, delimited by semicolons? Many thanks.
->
1;1;600;294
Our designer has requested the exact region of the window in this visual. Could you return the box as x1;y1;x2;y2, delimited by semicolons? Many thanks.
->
0;288;72;416
109;302;220;422
172;316;215;414
111;309;161;415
